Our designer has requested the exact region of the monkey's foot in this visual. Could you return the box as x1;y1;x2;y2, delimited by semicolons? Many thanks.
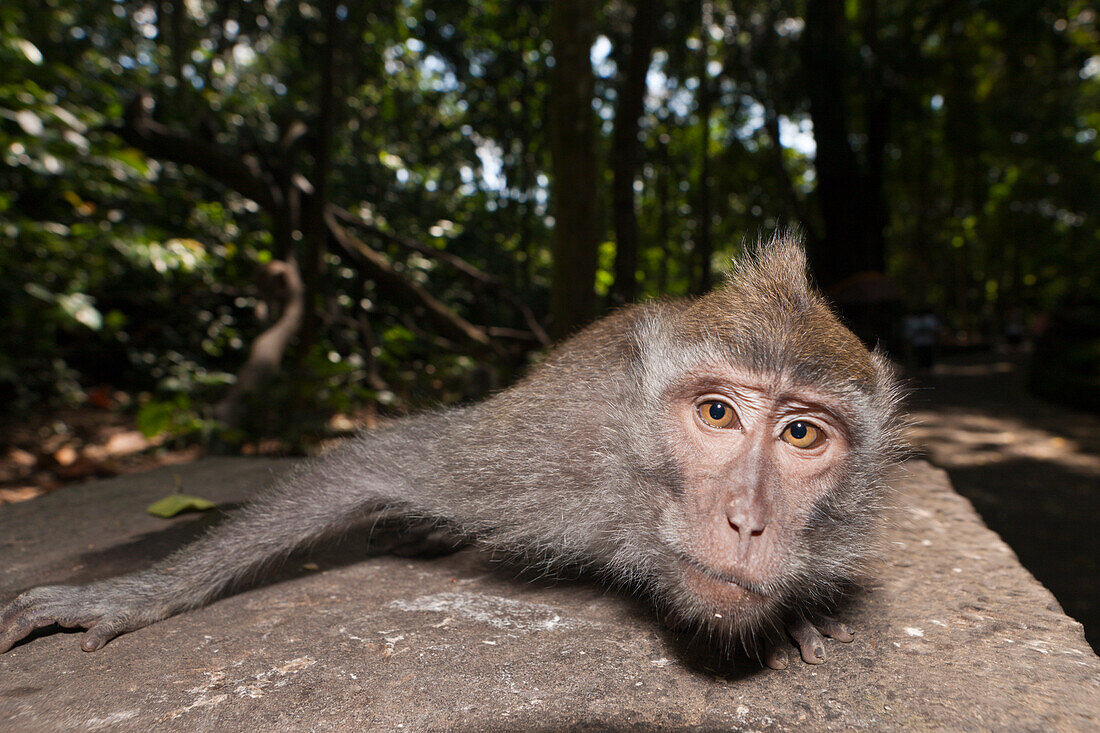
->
764;615;854;669
388;525;466;558
362;517;466;558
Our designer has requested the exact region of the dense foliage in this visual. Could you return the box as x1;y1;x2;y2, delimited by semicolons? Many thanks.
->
2;1;1097;437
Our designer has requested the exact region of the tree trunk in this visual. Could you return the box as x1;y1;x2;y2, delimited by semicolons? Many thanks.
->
802;0;888;287
548;0;601;339
298;0;339;362
694;0;713;295
656;131;672;294
610;0;659;305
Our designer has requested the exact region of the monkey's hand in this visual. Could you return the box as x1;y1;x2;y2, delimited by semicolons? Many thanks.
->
764;615;855;669
0;578;173;653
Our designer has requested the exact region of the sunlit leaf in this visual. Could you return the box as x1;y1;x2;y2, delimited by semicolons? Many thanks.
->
57;293;103;331
136;401;177;437
24;282;53;302
147;494;217;518
107;148;151;177
14;109;43;136
14;38;43;65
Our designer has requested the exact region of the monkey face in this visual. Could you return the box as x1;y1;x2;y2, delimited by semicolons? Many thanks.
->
619;239;903;642
653;369;857;627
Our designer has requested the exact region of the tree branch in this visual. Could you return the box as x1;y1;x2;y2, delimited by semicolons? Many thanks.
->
114;94;279;212
111;93;529;354
330;206;551;347
212;259;305;429
323;210;492;349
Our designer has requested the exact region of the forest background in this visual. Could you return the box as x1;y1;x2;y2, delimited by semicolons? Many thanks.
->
1;0;1097;455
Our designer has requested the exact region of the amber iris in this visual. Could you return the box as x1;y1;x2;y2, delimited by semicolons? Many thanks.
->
699;400;737;428
781;420;820;448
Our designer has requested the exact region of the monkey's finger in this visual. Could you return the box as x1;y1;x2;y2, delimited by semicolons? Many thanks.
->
787;618;827;664
81;621;126;652
764;643;789;670
0;615;39;654
812;615;854;643
0;592;36;628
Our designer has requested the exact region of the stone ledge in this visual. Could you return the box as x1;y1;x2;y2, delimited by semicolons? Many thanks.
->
0;458;1097;731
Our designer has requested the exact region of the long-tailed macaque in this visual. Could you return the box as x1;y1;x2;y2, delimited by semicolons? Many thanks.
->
0;235;903;668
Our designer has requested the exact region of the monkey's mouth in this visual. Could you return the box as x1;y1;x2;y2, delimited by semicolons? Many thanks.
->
676;554;773;606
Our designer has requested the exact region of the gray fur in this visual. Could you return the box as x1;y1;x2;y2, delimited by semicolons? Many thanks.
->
0;233;904;660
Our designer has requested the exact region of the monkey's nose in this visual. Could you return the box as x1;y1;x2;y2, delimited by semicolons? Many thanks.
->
726;509;766;545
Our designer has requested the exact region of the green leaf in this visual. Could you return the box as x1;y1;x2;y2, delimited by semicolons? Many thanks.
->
107;147;151;177
147;494;217;518
57;292;103;330
136;400;178;437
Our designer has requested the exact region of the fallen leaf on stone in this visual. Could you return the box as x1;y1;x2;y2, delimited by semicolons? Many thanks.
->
147;494;217;517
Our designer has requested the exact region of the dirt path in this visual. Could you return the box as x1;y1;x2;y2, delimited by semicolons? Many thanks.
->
905;346;1100;653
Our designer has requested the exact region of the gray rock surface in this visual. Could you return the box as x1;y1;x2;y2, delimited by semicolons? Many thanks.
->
1;457;1097;731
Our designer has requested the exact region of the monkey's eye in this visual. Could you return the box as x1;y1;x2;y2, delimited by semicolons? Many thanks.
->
698;400;738;429
781;420;823;449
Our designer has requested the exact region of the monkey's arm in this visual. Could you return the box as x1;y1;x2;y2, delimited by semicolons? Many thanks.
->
0;431;439;654
0;366;618;657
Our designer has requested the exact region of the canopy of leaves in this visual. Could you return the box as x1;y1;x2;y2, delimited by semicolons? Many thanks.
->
2;0;1097;434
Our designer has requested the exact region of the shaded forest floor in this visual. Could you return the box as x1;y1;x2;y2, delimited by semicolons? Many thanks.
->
0;409;202;503
905;346;1100;654
2;347;1097;653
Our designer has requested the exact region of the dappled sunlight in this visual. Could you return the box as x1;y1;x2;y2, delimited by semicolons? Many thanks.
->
908;408;1100;474
907;355;1100;653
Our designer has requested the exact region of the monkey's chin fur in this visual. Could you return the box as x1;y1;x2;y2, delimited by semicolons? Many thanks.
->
655;567;778;647
677;557;771;609
665;557;786;645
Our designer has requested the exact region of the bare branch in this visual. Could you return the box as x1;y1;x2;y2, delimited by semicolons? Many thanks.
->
331;206;551;347
115;93;279;212
323;210;492;349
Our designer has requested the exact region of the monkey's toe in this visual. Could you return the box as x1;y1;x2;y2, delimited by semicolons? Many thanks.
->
811;614;854;643
787;617;827;664
761;614;858;668
764;643;789;670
